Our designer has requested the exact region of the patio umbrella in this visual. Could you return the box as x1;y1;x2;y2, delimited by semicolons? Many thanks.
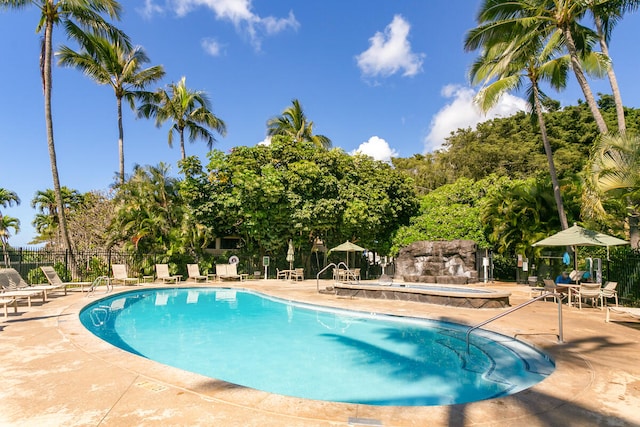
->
532;223;629;268
329;241;366;267
286;239;295;270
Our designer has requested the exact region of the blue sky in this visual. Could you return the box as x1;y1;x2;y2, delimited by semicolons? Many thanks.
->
1;1;639;247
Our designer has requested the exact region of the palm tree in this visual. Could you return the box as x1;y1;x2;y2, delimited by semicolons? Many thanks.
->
137;77;226;160
0;188;20;216
57;28;165;184
267;99;332;149
1;0;126;261
0;215;20;267
585;132;640;248
466;23;572;230
587;0;640;134
473;0;609;134
31;187;82;246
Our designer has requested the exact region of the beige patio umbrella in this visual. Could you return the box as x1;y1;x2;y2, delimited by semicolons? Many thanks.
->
329;241;366;267
532;223;629;269
286;239;295;270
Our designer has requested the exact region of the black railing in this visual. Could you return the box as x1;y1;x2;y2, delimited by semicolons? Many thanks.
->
608;250;640;306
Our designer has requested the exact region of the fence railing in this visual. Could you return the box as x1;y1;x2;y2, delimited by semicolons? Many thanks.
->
608;251;640;306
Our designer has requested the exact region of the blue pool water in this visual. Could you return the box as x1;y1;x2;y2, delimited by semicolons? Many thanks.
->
80;288;554;406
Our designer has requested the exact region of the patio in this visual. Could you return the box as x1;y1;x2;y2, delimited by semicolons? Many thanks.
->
1;280;639;426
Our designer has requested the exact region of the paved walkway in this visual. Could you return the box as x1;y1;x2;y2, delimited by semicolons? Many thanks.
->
1;280;639;426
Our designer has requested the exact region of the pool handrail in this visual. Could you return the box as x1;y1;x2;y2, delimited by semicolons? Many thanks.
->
465;291;564;353
316;262;349;293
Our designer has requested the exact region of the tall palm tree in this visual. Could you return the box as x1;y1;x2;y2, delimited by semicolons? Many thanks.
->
0;188;20;216
31;187;82;246
474;0;609;134
57;28;165;184
587;0;640;134
0;215;20;266
585;132;640;248
137;76;226;160
466;24;572;230
1;0;126;260
266;99;332;149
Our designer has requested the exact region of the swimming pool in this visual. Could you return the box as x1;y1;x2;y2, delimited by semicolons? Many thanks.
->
80;288;554;406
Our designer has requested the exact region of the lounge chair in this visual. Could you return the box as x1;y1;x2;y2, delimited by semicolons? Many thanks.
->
111;264;139;286
41;266;92;293
216;263;247;281
575;282;602;309
187;264;208;282
155;264;182;284
0;267;61;303
600;281;619;307
0;296;18;318
606;306;640;323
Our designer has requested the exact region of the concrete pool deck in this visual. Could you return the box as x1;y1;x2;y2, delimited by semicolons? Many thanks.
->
1;279;639;426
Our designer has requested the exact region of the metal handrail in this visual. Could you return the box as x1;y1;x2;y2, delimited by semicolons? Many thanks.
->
87;276;113;297
465;291;564;353
316;262;350;292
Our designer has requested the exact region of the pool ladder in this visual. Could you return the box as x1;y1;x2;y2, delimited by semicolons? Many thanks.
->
465;291;565;353
316;262;351;293
87;276;113;297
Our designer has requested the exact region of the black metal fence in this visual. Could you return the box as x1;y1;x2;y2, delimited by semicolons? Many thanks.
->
607;250;640;306
4;248;170;284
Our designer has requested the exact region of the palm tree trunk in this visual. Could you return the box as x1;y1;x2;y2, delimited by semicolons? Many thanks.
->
117;96;125;184
594;15;626;135
180;129;186;160
562;27;609;134
533;84;568;230
43;19;77;269
629;214;639;249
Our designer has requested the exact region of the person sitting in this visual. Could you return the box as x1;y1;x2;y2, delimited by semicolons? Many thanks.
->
556;271;571;284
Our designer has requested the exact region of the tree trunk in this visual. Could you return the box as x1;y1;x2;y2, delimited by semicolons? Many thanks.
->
629;214;639;249
180;129;186;160
43;19;77;269
594;15;626;135
562;26;609;134
117;96;125;184
533;84;568;230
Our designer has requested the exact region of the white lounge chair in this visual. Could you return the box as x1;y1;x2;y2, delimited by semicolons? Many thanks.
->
111;264;139;286
606;306;640;323
187;264;208;282
216;263;247;281
0;296;18;318
155;264;181;284
575;282;602;309
41;266;92;293
0;268;60;303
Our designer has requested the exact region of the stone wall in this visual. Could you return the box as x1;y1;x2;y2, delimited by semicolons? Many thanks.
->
395;240;478;284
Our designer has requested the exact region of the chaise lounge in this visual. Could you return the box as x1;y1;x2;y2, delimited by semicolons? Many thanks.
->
41;266;92;293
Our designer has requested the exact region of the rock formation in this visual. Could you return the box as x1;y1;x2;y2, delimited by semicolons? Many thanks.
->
395;240;478;284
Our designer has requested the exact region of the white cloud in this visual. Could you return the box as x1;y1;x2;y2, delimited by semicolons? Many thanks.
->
356;15;424;78
424;84;528;152
257;136;271;146
201;38;224;56
351;136;399;163
137;0;164;19
169;0;299;50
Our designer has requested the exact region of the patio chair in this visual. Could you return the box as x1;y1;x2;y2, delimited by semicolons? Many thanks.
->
217;264;247;281
576;282;603;309
291;268;304;281
155;264;182;284
111;264;139;286
0;267;62;303
187;264;208;283
542;278;569;303
41;266;92;293
600;281;619;307
276;268;288;280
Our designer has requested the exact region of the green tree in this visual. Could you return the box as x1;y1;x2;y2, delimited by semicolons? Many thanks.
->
138;76;226;160
267;99;332;149
466;20;573;229
587;0;640;134
584;132;640;247
0;215;20;266
31;187;82;246
1;0;126;262
57;29;165;184
472;0;609;134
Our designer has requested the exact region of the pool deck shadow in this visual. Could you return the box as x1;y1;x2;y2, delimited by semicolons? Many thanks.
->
1;279;639;426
